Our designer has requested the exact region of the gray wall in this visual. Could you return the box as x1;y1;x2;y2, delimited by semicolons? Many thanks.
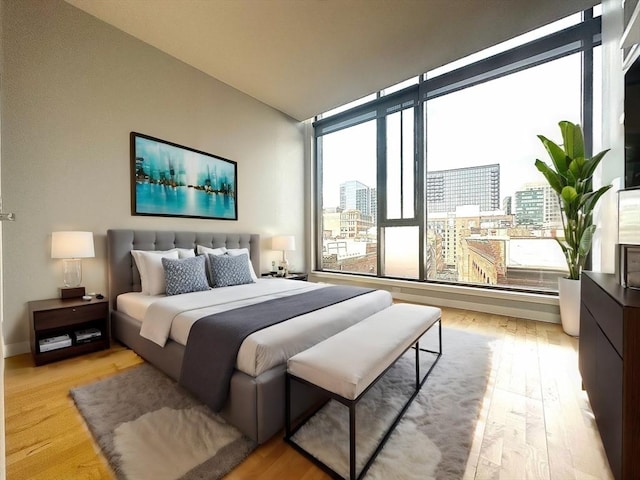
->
1;0;305;353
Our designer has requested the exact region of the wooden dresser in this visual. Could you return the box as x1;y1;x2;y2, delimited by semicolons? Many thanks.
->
580;271;640;480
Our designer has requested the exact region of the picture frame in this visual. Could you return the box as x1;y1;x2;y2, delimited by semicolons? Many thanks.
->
620;244;640;289
618;188;640;244
131;132;237;220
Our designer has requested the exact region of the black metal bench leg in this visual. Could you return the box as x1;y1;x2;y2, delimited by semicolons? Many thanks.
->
350;402;356;480
285;373;291;439
415;340;420;389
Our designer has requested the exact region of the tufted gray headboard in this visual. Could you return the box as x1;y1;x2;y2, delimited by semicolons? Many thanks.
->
107;229;260;309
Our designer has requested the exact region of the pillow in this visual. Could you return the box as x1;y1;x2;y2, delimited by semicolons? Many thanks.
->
196;245;227;256
174;248;196;259
131;249;180;295
207;253;255;288
197;245;228;286
161;255;210;296
226;248;258;281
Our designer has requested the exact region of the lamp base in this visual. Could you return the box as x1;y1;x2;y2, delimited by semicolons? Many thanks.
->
279;259;290;276
60;287;85;299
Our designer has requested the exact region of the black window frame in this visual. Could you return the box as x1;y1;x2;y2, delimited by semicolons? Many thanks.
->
314;9;601;293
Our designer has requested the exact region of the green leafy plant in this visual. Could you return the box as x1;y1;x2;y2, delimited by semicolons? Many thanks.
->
535;121;612;280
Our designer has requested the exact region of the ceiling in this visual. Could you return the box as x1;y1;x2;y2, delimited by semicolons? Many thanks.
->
65;0;597;121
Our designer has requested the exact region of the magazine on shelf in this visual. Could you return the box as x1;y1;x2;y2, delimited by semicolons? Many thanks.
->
73;327;102;343
39;334;72;352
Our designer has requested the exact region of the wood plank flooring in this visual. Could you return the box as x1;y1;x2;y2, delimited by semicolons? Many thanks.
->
4;307;614;479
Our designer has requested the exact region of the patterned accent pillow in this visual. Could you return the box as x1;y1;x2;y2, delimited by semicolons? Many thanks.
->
207;253;255;288
161;255;210;296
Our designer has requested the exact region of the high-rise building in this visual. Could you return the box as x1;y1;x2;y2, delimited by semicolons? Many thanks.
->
370;187;377;225
514;184;561;228
339;180;371;214
515;188;544;226
502;196;512;215
426;164;500;213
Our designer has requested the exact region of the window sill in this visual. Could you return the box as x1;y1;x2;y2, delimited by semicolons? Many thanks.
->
309;271;560;324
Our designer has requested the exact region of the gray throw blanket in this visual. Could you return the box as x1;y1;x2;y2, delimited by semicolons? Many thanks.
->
180;285;374;411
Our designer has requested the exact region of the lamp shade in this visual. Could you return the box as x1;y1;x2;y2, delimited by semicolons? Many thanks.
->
51;231;95;258
272;235;295;251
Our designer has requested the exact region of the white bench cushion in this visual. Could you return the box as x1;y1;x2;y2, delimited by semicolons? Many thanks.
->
287;303;441;400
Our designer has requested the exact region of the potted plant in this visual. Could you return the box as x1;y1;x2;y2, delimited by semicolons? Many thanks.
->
535;120;612;336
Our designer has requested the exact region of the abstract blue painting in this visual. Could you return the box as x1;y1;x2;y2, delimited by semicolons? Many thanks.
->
131;132;237;220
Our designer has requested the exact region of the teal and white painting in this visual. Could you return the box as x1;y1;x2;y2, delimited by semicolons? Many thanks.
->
131;132;237;220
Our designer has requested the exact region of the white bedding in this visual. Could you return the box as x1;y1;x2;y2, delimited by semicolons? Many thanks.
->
117;279;393;377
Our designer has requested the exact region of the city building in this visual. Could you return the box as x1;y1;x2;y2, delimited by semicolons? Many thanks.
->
339;180;373;215
502;196;512;215
426;164;500;213
322;207;342;239
370;187;378;225
515;184;562;229
339;209;374;239
515;188;544;226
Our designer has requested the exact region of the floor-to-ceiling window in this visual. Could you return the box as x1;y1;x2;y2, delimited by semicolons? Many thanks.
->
315;7;601;293
318;116;378;275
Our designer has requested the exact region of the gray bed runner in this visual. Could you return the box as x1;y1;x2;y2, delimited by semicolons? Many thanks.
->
180;285;374;411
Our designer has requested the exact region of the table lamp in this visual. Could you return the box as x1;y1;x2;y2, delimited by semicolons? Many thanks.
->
272;235;295;276
51;231;95;298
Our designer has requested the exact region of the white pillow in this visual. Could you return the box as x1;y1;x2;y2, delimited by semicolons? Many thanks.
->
196;245;227;256
226;248;258;281
133;247;194;260
174;248;196;259
131;249;180;295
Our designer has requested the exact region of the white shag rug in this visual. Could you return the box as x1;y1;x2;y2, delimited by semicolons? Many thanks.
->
70;363;256;480
71;326;494;480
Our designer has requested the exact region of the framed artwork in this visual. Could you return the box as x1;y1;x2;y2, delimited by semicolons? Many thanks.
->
131;132;237;220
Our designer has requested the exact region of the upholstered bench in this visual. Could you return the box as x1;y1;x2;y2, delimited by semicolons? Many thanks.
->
285;303;442;480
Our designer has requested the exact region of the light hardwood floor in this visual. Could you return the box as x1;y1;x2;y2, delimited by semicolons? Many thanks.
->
4;307;614;480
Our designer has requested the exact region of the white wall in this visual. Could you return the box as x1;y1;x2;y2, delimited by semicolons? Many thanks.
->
0;0;6;472
1;0;305;354
594;0;626;274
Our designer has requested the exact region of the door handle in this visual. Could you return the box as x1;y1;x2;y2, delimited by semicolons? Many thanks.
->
0;213;15;221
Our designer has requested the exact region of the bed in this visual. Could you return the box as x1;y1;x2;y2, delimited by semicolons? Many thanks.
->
107;229;392;443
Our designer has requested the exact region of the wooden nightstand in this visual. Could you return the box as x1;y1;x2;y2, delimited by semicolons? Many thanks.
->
262;273;308;281
284;273;308;281
28;297;109;366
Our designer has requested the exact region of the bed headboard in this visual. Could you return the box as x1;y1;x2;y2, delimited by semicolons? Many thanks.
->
107;229;260;309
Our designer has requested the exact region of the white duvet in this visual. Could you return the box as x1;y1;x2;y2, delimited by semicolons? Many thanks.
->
117;279;393;377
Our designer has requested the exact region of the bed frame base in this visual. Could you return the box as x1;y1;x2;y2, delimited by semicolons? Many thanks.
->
112;310;327;443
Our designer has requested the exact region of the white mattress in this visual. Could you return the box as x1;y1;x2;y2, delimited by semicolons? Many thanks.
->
117;279;393;377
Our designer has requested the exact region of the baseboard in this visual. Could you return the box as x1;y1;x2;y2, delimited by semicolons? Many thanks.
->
4;341;30;358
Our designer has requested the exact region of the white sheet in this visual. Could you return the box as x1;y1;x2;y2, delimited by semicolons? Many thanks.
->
117;292;163;321
118;279;393;377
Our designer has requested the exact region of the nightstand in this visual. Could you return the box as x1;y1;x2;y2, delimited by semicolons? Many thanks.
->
261;273;308;281
283;273;308;281
28;297;109;366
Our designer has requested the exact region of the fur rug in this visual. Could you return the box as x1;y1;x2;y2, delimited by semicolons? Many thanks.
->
70;364;256;480
71;326;494;480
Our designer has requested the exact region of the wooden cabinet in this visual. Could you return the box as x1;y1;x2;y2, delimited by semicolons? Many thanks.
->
580;272;640;480
28;297;109;366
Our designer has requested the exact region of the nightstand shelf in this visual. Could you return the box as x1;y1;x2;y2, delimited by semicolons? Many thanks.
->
28;297;109;366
